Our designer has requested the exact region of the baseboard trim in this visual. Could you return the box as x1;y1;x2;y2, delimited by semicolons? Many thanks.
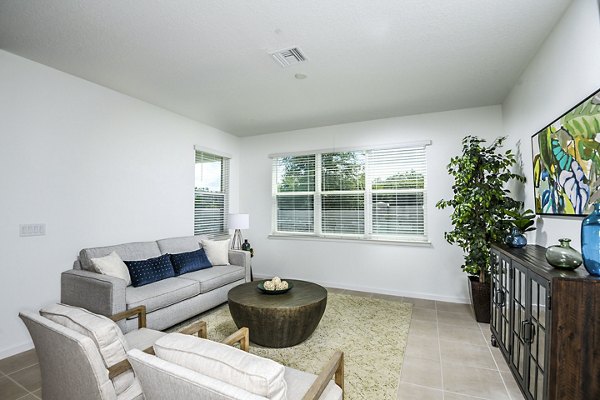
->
253;274;470;304
0;340;34;360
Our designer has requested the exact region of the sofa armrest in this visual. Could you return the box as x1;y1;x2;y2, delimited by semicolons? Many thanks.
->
228;250;251;282
61;269;127;318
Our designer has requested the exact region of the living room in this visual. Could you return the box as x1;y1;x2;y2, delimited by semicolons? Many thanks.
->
1;0;599;399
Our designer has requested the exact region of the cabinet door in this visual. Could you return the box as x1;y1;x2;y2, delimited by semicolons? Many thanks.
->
525;272;550;400
510;261;529;392
491;250;511;355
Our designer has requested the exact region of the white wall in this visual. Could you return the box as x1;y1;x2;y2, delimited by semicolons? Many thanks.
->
502;0;600;250
0;50;241;358
240;106;504;304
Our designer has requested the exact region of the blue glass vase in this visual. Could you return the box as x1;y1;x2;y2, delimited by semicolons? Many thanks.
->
506;227;527;248
581;202;600;276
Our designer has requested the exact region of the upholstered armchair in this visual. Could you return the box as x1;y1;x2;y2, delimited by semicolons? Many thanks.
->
128;330;345;400
19;304;211;400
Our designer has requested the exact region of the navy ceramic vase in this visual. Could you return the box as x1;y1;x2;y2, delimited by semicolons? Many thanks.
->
506;227;527;248
581;203;600;276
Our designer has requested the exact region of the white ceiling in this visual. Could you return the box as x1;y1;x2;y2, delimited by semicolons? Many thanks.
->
0;0;572;136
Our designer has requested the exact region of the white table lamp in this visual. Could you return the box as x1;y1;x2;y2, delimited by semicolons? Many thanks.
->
228;213;249;250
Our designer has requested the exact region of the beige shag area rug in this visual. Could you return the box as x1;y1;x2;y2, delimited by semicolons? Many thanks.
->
173;293;412;400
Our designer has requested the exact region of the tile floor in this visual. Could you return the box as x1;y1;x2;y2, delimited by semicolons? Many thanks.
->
336;288;525;400
0;289;525;400
0;348;41;400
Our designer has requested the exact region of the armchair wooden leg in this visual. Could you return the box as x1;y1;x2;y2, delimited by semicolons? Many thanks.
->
222;327;250;352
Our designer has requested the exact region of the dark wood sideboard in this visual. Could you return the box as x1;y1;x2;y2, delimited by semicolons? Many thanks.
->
490;244;600;400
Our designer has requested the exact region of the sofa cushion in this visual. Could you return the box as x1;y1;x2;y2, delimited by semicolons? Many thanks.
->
201;239;230;266
124;328;166;352
128;349;264;400
284;367;342;400
126;277;200;314
177;265;245;294
170;248;212;276
154;333;287;400
125;254;176;287
80;241;162;272
156;236;202;255
90;251;132;286
40;303;129;367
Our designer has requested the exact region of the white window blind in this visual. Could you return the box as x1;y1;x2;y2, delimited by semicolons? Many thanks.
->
271;144;428;242
195;151;230;237
321;151;365;234
273;155;315;233
369;148;426;237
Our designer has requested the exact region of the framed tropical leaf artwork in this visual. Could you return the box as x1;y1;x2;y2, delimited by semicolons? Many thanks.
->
532;88;600;216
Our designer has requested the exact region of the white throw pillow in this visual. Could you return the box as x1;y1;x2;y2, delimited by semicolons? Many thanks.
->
91;251;132;286
153;333;287;400
200;239;230;266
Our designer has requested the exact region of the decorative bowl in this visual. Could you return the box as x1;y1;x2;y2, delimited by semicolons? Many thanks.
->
257;280;293;295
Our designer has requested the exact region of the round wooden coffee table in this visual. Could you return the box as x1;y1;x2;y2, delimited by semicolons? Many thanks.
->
227;280;327;348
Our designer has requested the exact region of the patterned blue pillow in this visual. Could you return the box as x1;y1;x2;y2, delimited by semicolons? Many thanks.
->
170;248;212;276
125;254;175;287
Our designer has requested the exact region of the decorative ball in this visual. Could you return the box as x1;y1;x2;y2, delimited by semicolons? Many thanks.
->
276;281;288;290
272;276;281;285
264;280;275;290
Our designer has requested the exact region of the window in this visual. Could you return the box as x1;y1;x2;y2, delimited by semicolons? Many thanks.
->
194;150;230;237
271;143;429;242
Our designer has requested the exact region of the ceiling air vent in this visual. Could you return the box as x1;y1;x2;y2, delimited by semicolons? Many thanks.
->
269;47;307;67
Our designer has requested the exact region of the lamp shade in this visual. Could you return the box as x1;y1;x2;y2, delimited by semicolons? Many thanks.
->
228;213;249;230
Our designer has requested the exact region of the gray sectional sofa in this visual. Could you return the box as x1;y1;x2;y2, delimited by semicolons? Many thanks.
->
61;235;250;333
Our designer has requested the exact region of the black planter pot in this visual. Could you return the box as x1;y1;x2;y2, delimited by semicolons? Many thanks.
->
468;276;491;323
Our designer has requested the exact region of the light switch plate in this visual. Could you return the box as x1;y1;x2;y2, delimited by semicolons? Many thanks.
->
19;223;46;237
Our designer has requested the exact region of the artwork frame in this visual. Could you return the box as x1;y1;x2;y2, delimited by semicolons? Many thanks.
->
531;88;600;216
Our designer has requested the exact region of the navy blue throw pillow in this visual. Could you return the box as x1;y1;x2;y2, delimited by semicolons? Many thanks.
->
125;254;175;287
170;248;212;276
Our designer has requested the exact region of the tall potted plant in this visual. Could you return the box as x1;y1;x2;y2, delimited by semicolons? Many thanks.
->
436;135;524;322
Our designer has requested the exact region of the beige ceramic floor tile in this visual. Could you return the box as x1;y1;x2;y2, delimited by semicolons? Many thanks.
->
400;355;442;389
0;376;28;400
479;322;491;332
9;364;41;392
435;301;472;314
437;310;479;327
0;350;38;375
404;335;440;361
407;297;437;310
397;382;443;399
443;392;488;399
438;325;487;346
408;319;438;339
501;372;526;400
443;363;509;400
411;307;438;322
491;347;511;373
439;340;497;369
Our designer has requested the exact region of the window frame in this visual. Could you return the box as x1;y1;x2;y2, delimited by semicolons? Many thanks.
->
194;148;230;238
270;141;430;244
